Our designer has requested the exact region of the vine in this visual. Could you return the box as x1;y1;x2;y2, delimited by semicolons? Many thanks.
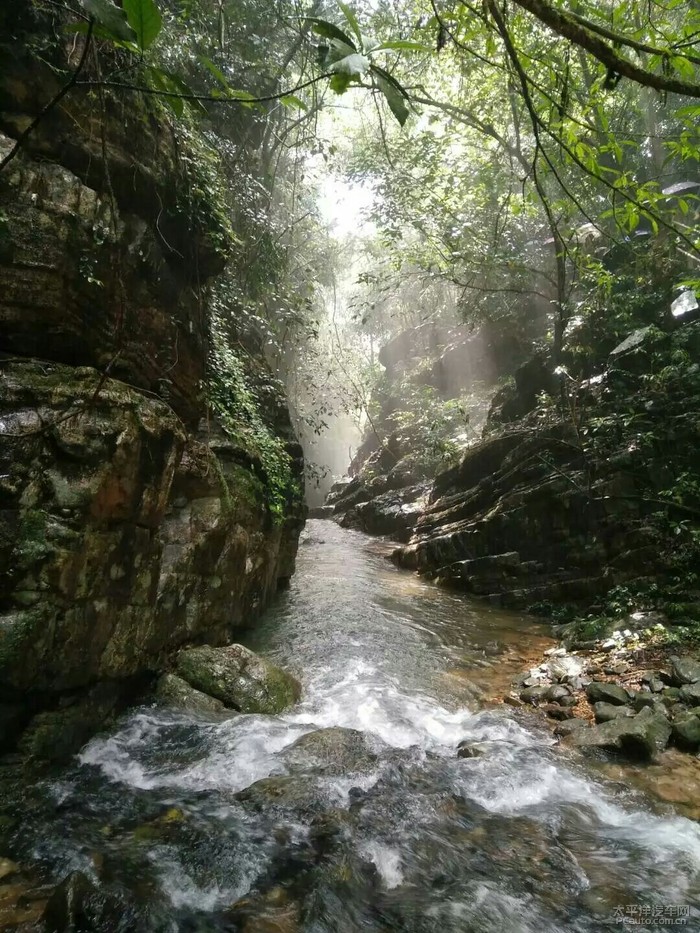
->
207;308;294;523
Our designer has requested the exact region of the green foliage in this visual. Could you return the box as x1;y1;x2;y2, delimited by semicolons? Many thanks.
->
310;7;412;125
207;313;293;523
122;0;162;51
78;0;135;42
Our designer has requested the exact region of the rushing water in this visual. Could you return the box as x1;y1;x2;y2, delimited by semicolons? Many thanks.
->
10;522;700;930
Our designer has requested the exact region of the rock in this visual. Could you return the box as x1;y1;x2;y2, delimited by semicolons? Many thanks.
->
679;683;700;706
235;776;321;815
42;871;134;932
0;858;19;881
457;742;485;759
154;673;227;714
662;687;681;702
562;674;588;691
282;728;377;775
641;671;665;693
585;682;630;706
546;655;584;682
227;886;301;933
670;656;700;686
593;702;634;724
519;685;550;704
554;719;588;737
541;704;574;721
572;707;671;760
176;645;301;714
671;716;700;750
546;685;571;703
630;692;663;713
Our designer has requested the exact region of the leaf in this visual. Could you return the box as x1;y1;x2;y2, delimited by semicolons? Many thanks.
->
329;52;370;76
123;0;162;51
375;72;409;125
338;1;363;48
307;17;357;51
145;66;205;116
78;0;136;42
281;95;308;110
200;55;231;89
372;40;432;51
370;63;410;125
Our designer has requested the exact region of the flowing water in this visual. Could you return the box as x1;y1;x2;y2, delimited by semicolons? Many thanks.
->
9;521;700;931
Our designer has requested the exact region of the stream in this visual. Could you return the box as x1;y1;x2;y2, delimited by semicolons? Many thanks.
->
10;521;700;931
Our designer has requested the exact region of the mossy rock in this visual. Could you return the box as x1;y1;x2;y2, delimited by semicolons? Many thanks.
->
282;728;377;776
176;644;301;714
154;673;228;715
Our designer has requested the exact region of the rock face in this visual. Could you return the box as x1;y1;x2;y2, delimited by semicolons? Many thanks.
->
176;645;301;714
391;320;700;611
0;7;304;760
572;707;671;761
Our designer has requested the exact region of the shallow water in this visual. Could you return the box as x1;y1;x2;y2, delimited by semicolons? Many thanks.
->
10;522;700;930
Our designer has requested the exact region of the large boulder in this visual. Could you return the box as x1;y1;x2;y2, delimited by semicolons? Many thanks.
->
671;714;700;750
176;645;301;714
282;728;377;776
154;674;227;715
670;656;700;686
572;707;671;760
679;683;700;706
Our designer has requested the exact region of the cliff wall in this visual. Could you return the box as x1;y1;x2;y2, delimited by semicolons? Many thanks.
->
0;5;305;762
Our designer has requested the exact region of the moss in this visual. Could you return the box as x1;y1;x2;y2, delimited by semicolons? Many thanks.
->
14;508;50;564
0;607;47;684
261;664;302;713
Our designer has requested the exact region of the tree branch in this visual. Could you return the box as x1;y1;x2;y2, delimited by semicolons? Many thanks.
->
511;0;700;97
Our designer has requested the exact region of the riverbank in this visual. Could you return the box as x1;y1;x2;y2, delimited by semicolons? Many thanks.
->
483;622;700;819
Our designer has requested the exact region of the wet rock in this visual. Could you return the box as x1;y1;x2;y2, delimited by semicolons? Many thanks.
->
0;858;19;881
43;871;135;933
572;707;671;760
679;683;700;706
585;682;630;706
17;684;121;765
671;657;700;686
227;885;301;933
176;645;301;714
235;776;321;816
154;673;227;714
283;728;377;776
457;742;484;759
593;702;634;724
671;715;700;750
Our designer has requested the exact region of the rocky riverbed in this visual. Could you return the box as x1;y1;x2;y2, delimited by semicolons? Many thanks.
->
489;623;700;818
